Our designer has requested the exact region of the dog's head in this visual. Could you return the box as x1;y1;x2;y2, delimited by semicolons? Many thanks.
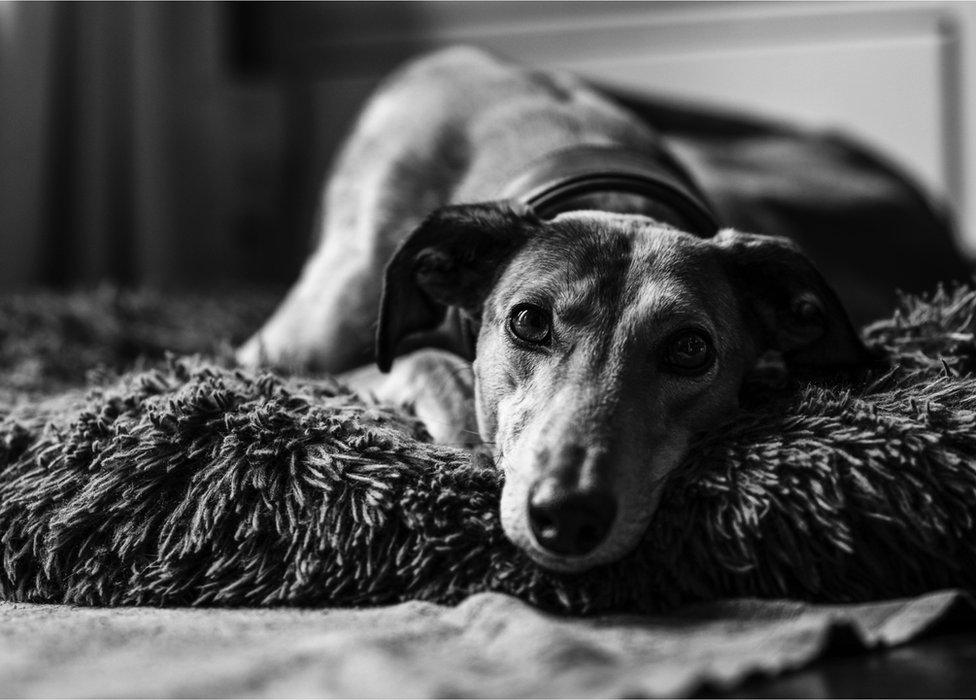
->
377;202;870;572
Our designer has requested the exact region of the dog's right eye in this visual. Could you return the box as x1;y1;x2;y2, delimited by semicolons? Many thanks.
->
508;303;552;346
662;328;715;375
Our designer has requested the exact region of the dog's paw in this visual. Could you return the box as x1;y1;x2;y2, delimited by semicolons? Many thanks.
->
341;349;481;448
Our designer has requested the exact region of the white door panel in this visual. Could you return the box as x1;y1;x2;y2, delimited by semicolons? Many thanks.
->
552;34;946;202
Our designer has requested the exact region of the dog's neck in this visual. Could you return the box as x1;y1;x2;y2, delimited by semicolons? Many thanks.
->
500;143;719;235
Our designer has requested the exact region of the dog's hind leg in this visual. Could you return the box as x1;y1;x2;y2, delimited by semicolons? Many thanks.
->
236;48;505;373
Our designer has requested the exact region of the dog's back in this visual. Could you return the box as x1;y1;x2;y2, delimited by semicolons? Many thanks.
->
332;45;969;323
603;84;968;323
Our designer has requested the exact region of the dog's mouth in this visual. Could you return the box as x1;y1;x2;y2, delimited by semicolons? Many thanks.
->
521;543;607;574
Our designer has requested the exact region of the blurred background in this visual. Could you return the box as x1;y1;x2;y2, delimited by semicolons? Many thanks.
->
1;0;975;292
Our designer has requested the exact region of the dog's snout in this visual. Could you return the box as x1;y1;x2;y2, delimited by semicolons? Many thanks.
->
528;479;617;557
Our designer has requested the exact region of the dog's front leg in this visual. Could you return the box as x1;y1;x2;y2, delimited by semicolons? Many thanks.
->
340;349;480;448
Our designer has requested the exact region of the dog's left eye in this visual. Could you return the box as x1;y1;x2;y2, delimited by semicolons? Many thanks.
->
508;303;552;346
663;329;714;374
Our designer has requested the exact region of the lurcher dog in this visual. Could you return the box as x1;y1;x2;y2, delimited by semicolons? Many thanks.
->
238;47;967;572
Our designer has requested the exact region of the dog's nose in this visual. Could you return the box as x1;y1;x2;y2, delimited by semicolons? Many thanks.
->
528;479;617;557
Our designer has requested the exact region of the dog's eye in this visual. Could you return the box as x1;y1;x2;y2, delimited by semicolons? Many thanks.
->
508;303;551;345
663;329;714;374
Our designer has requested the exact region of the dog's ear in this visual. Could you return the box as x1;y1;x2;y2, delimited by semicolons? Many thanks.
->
713;229;872;371
376;202;540;371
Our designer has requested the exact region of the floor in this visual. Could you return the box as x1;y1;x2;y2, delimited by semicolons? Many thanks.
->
704;633;976;698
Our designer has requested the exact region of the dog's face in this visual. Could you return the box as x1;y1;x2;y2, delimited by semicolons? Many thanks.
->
377;203;869;572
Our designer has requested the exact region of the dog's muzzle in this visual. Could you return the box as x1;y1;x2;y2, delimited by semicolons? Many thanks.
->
527;477;617;557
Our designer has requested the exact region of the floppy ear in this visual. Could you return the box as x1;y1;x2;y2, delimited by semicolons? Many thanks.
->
713;229;872;371
376;201;540;371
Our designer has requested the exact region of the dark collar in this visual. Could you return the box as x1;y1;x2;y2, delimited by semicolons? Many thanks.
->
500;143;720;236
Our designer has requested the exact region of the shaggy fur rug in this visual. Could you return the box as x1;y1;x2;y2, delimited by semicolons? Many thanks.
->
1;285;975;613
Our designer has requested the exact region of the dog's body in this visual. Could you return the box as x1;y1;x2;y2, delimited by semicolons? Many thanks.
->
238;47;967;572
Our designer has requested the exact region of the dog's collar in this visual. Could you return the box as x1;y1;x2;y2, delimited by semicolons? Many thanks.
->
501;144;720;236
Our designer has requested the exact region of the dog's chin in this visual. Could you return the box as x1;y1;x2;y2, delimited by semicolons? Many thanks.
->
503;522;648;573
520;540;621;574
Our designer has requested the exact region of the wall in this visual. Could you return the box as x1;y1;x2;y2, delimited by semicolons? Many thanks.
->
1;1;974;291
283;1;976;254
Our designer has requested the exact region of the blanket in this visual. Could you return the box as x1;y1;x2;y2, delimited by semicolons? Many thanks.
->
2;285;976;611
2;285;976;696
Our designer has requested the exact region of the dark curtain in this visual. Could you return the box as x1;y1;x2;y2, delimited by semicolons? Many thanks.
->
0;1;436;292
0;2;234;290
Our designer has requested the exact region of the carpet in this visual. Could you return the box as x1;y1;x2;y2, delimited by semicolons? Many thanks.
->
2;285;976;611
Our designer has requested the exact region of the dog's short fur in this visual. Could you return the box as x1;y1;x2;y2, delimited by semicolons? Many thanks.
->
238;47;966;572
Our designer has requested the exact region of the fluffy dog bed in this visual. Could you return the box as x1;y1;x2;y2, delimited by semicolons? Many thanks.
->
1;284;976;614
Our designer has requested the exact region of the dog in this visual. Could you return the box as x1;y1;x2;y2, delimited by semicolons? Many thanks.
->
237;47;967;573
